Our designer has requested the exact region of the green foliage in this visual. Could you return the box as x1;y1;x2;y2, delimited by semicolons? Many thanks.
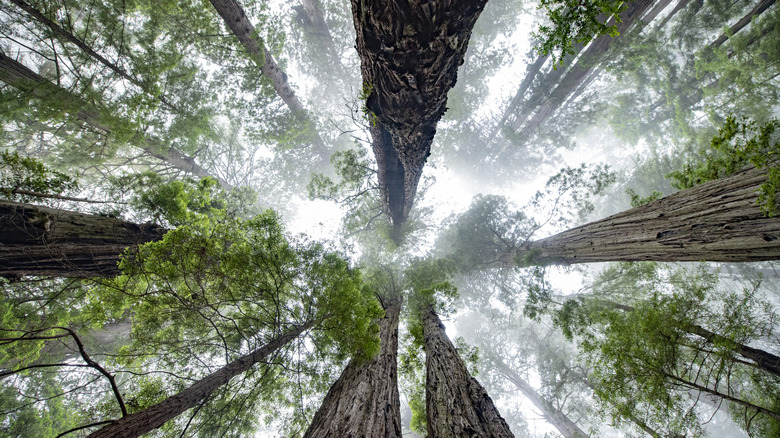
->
0;151;78;201
534;0;629;67
667;115;780;216
568;263;779;436
625;187;662;207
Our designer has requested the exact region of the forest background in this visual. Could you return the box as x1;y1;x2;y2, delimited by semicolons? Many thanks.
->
0;0;779;436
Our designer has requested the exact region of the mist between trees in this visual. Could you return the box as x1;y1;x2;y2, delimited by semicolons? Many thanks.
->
0;0;779;436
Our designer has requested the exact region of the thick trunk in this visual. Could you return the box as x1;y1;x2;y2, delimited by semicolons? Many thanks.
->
0;53;229;188
209;0;327;156
352;0;487;226
304;299;402;438
370;123;406;233
86;321;314;438
498;364;587;438
507;167;780;265
0;201;165;278
423;308;514;437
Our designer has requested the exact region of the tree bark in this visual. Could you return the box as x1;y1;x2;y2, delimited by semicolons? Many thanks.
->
423;308;514;437
498;364;587;438
303;298;402;438
86;321;314;438
209;0;328;157
506;167;780;265
0;52;229;188
0;200;165;278
352;0;487;227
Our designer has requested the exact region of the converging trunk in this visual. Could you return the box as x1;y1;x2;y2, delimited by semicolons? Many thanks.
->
86;321;314;438
423;308;514;437
507;167;780;265
304;298;402;438
498;363;587;438
0;201;165;278
352;0;487;227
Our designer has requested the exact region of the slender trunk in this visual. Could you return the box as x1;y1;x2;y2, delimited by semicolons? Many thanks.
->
595;300;780;378
208;0;327;156
505;167;780;265
655;0;694;31
484;53;548;146
304;299;402;438
423;308;514;437
86;321;314;438
517;0;659;138
497;363;587;438
0;200;165;278
352;0;487;226
710;0;776;48
294;0;350;81
664;373;780;420
0;53;229;188
8;0;180;113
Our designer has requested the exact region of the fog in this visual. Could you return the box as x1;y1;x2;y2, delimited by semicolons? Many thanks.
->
1;0;778;436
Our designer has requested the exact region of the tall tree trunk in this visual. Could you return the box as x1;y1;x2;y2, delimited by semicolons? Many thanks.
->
304;298;402;438
504;167;780;265
352;0;487;227
209;0;328;157
0;52;229;188
0;200;165;278
423;308;514;437
86;321;315;438
497;363;587;438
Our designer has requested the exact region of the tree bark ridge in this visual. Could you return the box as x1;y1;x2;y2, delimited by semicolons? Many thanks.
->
351;0;487;226
304;298;402;438
508;167;780;264
423;308;514;437
0;201;165;278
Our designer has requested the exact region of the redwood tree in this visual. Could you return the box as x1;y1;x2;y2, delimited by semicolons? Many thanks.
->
505;167;780;266
304;297;403;438
423;307;514;437
0;200;164;278
352;0;488;230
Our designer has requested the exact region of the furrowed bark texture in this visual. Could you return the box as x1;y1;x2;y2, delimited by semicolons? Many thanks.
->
304;299;402;438
0;201;165;278
209;0;328;156
352;0;487;226
499;364;587;438
511;167;780;264
423;309;514;438
87;321;314;438
0;53;228;187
